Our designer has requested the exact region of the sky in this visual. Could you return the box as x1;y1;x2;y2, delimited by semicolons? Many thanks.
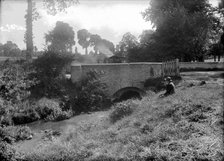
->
0;0;221;54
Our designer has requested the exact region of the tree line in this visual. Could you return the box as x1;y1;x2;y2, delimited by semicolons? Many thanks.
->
119;0;224;62
1;0;223;62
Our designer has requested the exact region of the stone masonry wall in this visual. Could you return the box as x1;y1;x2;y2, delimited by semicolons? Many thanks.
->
71;63;163;96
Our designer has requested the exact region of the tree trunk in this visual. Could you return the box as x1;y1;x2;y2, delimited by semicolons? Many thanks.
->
26;0;33;61
0;0;2;26
85;47;88;55
221;33;224;46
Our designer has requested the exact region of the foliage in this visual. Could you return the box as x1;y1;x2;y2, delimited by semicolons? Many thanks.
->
117;32;139;60
0;99;14;126
43;0;79;16
139;30;155;47
29;51;72;98
77;29;115;56
45;21;75;53
25;0;78;61
0;60;36;105
90;34;115;55
19;77;224;160
35;98;72;121
73;70;109;113
0;142;17;161
0;41;23;57
139;0;219;62
207;43;224;61
77;29;91;55
0;125;32;143
12;107;40;125
109;101;134;123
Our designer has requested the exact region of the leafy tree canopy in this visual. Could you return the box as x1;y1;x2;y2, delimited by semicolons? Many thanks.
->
140;0;217;62
45;21;75;53
77;29;91;55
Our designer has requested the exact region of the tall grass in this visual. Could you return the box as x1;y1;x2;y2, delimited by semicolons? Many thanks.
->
24;82;223;161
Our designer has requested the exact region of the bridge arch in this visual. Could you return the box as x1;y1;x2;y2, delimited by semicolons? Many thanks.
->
112;87;146;102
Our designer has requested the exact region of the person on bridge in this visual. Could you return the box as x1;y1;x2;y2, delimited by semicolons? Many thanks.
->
160;77;175;97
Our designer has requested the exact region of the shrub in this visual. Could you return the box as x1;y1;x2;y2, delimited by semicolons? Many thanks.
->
0;99;14;126
0;142;16;161
29;51;73;99
12;109;40;125
109;101;134;123
1;126;32;142
45;109;73;122
0;60;36;104
72;70;109;113
144;77;165;92
35;98;60;119
0;127;14;144
35;98;72;121
14;126;33;141
0;61;36;125
0;115;13;126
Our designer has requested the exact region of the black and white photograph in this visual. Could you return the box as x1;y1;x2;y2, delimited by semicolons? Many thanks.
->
0;0;223;160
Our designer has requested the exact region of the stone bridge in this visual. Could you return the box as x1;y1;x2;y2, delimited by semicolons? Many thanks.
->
71;61;179;100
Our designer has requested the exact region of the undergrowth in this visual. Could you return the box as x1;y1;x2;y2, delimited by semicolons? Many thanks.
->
23;81;224;161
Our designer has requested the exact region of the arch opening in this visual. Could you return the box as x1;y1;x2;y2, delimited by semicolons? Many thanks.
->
119;90;141;101
112;87;145;102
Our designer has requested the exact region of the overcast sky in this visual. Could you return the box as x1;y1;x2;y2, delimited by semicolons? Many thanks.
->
0;0;220;54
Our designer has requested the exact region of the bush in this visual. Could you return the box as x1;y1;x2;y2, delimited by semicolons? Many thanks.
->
45;109;73;122
144;77;165;92
12;109;40;125
1;126;32;142
0;61;36;125
0;142;16;161
29;51;73;99
0;127;14;144
109;101;134;123
36;98;72;121
14;126;33;141
35;98;60;119
72;70;109;114
0;60;36;104
0;101;14;126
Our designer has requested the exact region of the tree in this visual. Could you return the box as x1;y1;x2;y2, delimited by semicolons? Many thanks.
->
25;0;78;61
99;39;115;56
219;0;224;46
142;0;215;62
89;34;102;54
118;32;139;59
89;35;115;56
77;29;91;55
25;0;33;61
0;41;22;57
219;0;224;9
0;43;3;56
45;21;75;53
139;30;155;47
208;43;223;61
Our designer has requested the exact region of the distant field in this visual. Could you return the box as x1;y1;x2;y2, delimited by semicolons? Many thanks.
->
0;56;38;61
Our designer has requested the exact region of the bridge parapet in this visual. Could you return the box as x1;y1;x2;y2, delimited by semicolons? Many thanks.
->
71;63;163;97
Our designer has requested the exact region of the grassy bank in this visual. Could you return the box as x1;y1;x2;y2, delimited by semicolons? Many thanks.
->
16;74;223;161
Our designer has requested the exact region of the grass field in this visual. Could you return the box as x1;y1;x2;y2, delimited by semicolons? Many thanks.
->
14;72;224;161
